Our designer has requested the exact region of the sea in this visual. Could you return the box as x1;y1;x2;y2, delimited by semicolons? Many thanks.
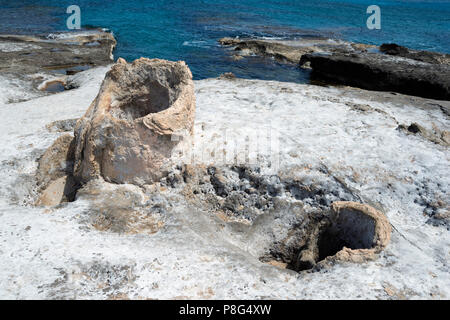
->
1;0;449;82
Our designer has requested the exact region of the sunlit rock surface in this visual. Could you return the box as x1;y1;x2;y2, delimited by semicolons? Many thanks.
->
73;58;195;185
0;66;448;299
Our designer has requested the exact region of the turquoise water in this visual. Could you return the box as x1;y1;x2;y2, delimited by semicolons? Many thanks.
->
1;0;449;81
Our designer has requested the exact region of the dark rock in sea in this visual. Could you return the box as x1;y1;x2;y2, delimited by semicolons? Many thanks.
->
397;122;449;146
219;37;311;63
300;52;450;100
219;37;450;100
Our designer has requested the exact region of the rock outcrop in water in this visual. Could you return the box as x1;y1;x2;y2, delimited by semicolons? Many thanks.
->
35;134;78;206
73;57;195;185
0;30;116;75
379;43;450;66
300;52;450;100
218;37;376;64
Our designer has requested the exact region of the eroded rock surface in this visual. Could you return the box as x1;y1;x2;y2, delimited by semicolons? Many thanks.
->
219;37;450;100
45;118;79;133
154;163;392;272
76;179;165;234
321;202;391;263
73;57;196;185
300;52;450;100
258;201;391;272
36;134;75;188
397;122;450;147
36;175;78;207
3;70;448;298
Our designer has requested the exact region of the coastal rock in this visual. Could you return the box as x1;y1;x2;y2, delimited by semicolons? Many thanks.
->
218;72;236;80
172;163;392;272
218;37;375;64
73;57;195;185
321;201;391;264
219;37;313;63
380;43;450;66
219;37;450;100
0;30;117;103
397;122;450;147
36;175;78;206
2;66;450;298
36;134;75;189
35;134;79;206
260;200;391;272
300;52;450;100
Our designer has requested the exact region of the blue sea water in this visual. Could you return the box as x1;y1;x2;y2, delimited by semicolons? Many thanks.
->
1;0;449;81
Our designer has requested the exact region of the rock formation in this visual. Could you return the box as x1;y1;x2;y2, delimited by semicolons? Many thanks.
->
300;52;450;100
320;201;391;264
0;30;116;75
35;134;78;206
73;57;196;185
261;200;392;272
380;43;450;66
218;37;376;64
219;37;450;100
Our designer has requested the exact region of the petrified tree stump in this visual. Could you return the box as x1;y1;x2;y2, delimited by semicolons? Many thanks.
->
73;57;195;185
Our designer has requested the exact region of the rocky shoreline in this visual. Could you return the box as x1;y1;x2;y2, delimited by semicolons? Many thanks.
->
0;31;449;299
219;37;450;100
0;29;115;102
